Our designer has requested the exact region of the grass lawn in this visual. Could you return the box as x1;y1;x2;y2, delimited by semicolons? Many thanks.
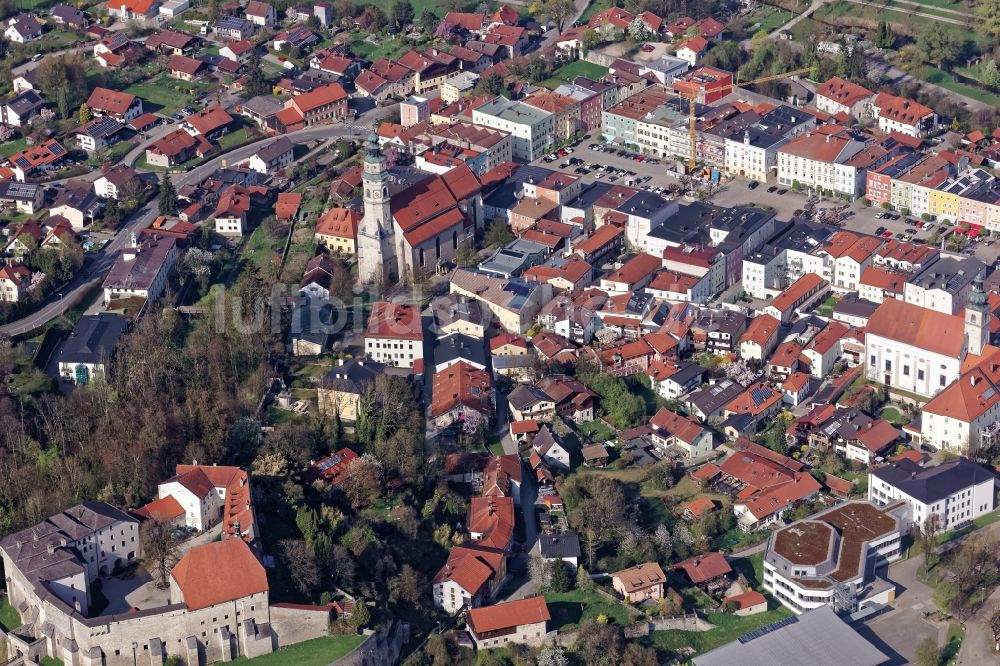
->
731;553;765;589
544;588;635;630
348;35;410;62
124;77;209;116
542;60;610;89
231;634;365;665
879;406;908;425
642;601;793;658
0;595;22;631
41;659;64;666
936;508;1000;545
0;136;29;158
474;648;512;665
580;0;613;23
919;67;1000;106
218;126;256;151
577;419;616;443
816;295;837;317
663;476;727;506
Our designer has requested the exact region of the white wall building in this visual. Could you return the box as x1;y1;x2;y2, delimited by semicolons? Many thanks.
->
869;458;995;531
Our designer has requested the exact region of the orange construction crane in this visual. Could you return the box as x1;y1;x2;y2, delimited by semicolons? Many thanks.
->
681;66;814;174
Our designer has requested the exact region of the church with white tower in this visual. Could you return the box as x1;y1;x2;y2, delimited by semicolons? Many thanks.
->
355;130;485;287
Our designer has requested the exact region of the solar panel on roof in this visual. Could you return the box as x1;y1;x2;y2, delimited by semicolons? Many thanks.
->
737;615;798;644
13;157;30;168
49;143;66;157
750;387;772;406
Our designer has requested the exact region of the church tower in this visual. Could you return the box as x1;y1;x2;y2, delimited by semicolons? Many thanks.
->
965;270;989;357
357;130;395;285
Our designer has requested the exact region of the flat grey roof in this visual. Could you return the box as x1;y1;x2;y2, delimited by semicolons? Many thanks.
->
693;605;888;666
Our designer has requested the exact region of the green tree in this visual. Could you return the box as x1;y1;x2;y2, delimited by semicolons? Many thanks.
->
547;560;572;592
158;175;177;215
78;103;91;126
418;9;437;33
391;0;414;29
484;218;514;248
981;59;1000;89
875;21;894;49
916;24;965;69
350;600;370;629
243;52;270;98
934;579;959;614
35;53;87;118
977;0;1000;40
475;71;506;96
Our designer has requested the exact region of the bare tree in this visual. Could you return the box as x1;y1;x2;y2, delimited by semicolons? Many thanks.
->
141;520;181;589
988;603;1000;652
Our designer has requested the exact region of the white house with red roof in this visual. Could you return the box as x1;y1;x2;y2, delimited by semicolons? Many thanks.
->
871;92;937;138
364;301;424;369
814;76;875;119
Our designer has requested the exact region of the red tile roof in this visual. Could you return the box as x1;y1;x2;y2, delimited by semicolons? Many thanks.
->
866;298;966;358
468;597;550;634
873;92;934;126
86;87;138;116
468;495;514;551
724;590;766;610
365;301;423;340
816;76;874;108
430;361;491;418
171;538;267;610
740;314;780;347
316;207;360;239
168;54;205;76
275;192;302;220
133;495;184;522
185;104;233;135
675;552;731;583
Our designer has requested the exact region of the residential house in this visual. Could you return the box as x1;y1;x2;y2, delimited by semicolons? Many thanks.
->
50;180;101;229
315;207;360;254
108;0;159;20
649;406;714;459
55;313;128;384
94;165;140;200
86;87;144;122
872;93;936;138
0;90;44;127
611;562;666;603
317;359;383;421
245;0;276;27
248;137;294;175
75;116;127;153
5;14;43;43
363;301;424;370
466;597;550;649
814;77;875;119
0;263;30;304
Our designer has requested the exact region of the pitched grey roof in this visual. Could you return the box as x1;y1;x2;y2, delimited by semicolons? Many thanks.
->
6;90;44;117
871;457;995;504
56;313;127;366
322;359;383;394
537;533;581;559
433;332;487;369
693;605;888;666
255;136;293;163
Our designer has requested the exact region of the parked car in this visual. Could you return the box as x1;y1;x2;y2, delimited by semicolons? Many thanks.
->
767;185;778;193
776;188;788;195
748;180;759;189
875;226;886;236
641;43;655;52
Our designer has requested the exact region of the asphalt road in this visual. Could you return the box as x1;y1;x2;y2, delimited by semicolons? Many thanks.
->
0;105;395;337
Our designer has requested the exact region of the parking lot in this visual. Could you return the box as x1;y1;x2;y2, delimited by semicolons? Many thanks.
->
533;139;999;266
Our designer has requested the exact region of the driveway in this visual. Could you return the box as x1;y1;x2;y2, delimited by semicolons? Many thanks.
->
856;556;948;665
